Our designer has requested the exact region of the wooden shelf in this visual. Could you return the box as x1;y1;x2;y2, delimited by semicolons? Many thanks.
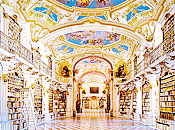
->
159;74;175;121
7;72;24;130
120;91;132;114
142;80;151;116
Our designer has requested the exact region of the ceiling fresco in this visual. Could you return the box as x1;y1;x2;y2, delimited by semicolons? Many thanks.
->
77;16;106;20
65;31;121;45
126;5;150;21
112;45;128;54
57;45;74;53
76;57;111;78
5;0;171;84
33;7;58;22
54;0;127;8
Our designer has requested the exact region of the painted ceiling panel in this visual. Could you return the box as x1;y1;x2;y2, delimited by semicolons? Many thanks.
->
77;16;106;20
34;7;58;22
54;0;127;8
127;5;150;21
65;31;121;45
57;45;74;53
112;45;129;53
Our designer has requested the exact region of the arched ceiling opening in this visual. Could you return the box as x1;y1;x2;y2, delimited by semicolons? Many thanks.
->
74;56;111;80
81;71;107;83
81;72;106;91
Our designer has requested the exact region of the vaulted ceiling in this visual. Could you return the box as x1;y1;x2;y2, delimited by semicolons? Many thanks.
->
4;0;173;83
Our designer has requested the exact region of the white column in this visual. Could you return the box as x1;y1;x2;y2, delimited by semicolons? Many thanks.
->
42;79;47;117
136;80;142;120
148;75;153;125
45;82;50;121
0;62;13;129
115;86;120;117
80;89;82;111
1;63;9;121
0;5;5;32
66;87;72;117
0;62;3;122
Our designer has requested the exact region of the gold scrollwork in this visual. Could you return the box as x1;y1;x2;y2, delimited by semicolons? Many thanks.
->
58;61;72;83
3;74;8;82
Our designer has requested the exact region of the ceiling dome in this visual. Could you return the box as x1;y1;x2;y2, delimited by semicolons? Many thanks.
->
54;0;128;8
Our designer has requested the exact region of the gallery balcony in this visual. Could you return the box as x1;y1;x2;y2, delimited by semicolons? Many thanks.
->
0;31;52;77
134;38;175;77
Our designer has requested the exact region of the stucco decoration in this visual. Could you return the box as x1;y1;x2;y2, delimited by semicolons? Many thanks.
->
114;61;127;83
57;61;72;83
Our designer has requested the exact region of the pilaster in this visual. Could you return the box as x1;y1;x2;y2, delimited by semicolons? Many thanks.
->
66;86;73;117
0;61;13;130
114;85;120;117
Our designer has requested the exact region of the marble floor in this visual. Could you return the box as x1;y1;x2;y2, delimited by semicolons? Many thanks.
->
36;114;155;130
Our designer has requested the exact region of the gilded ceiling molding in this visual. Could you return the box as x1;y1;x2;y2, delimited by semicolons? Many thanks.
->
16;0;166;35
46;42;133;61
2;0;10;5
63;52;125;61
44;33;140;62
30;23;49;42
136;21;156;42
112;28;142;42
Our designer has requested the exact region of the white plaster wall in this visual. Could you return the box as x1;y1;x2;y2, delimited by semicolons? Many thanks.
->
154;24;163;48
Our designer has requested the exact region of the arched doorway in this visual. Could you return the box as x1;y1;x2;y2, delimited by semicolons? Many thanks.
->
72;56;114;117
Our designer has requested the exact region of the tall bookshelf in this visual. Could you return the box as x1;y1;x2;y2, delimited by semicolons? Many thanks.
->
8;16;21;41
156;12;175;129
142;80;151;120
132;88;137;114
33;81;43;124
49;88;53;113
59;91;67;116
133;55;138;70
162;14;175;54
156;74;175;129
120;90;132;115
53;89;60;118
48;56;52;76
42;87;45;122
7;72;23;130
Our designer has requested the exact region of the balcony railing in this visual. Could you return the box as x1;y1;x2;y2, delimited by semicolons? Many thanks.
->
33;56;40;70
0;31;52;76
0;31;33;64
54;71;60;81
126;70;133;81
134;38;175;76
1;31;174;82
40;60;52;75
134;59;144;75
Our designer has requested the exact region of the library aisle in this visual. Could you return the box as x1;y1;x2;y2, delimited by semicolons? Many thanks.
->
36;116;155;130
1;0;175;130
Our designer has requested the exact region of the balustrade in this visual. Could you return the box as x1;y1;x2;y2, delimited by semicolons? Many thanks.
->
134;39;174;76
0;31;51;76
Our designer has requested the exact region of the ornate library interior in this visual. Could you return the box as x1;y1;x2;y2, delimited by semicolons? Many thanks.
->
0;0;175;130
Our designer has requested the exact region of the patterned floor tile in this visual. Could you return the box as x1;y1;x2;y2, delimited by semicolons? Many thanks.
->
36;115;155;130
